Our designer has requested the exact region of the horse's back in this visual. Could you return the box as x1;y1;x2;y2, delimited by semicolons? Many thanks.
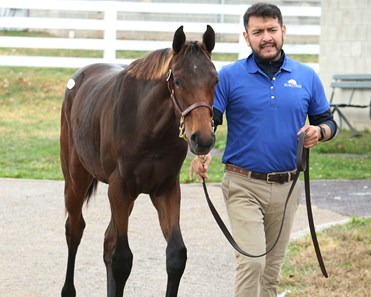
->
63;63;125;114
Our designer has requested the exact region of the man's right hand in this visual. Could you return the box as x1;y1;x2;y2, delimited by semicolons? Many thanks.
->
189;152;212;182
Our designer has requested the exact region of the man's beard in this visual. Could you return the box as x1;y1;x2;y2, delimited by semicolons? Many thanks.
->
252;39;283;62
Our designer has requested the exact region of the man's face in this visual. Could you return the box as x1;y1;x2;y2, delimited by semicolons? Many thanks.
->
243;16;286;61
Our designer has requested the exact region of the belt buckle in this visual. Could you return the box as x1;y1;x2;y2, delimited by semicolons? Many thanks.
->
287;172;291;182
266;173;275;184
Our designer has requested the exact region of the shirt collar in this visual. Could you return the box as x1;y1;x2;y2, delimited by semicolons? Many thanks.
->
245;51;293;75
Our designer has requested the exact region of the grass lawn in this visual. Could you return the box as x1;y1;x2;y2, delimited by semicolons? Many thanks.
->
0;67;74;179
279;217;371;296
0;66;370;181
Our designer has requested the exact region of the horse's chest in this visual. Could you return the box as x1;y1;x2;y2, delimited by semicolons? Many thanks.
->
118;151;186;193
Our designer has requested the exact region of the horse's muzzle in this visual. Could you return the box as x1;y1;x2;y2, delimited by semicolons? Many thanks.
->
189;131;216;155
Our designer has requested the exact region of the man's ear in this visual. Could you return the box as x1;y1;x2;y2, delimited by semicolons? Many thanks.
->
282;24;287;40
243;31;250;46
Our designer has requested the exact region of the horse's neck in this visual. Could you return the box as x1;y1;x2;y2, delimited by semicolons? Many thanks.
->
115;81;177;135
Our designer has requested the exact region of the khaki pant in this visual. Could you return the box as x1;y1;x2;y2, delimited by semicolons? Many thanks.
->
222;170;301;297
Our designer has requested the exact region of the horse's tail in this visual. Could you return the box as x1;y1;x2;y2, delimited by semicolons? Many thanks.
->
85;178;99;204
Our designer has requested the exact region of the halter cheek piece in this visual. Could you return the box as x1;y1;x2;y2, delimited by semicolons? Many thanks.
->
166;69;214;140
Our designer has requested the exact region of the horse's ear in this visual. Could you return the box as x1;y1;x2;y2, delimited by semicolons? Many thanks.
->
202;25;215;53
173;25;186;53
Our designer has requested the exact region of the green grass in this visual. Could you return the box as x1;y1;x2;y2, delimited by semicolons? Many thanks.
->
191;123;370;182
0;67;75;180
279;217;371;296
304;129;371;179
0;36;369;182
0;65;370;181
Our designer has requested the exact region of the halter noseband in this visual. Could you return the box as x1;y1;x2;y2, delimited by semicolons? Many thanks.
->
166;69;214;140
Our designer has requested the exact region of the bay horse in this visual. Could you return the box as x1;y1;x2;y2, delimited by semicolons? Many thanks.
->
60;25;218;297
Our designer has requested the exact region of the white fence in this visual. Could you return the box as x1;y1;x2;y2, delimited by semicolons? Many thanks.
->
0;0;321;70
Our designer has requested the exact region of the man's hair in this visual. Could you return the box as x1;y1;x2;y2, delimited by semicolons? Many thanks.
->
243;2;283;29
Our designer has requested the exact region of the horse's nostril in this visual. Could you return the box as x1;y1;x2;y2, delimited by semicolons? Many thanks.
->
190;133;199;144
190;132;215;154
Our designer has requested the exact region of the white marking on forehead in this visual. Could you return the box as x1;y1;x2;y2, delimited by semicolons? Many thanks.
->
193;64;198;72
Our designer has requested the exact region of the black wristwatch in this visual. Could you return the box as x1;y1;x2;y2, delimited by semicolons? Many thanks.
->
319;126;326;141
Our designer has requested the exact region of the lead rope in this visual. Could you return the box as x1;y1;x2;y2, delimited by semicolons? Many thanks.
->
201;169;300;258
201;132;328;277
300;149;329;278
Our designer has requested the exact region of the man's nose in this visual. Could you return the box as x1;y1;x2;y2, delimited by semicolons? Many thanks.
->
262;30;272;41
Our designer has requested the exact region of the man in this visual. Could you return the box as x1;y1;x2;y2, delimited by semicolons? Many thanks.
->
189;3;337;297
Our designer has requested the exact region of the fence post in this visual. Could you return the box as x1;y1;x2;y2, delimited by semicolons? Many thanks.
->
237;12;246;60
103;3;116;61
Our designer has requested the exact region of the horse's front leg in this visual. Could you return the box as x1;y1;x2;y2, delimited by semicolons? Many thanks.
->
104;179;135;297
150;182;187;297
165;228;187;297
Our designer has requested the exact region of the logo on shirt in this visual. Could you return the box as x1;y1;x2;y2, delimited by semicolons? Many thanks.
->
284;79;302;89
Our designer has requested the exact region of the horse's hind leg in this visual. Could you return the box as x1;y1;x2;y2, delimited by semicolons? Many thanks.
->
61;153;97;297
104;177;135;297
60;114;97;296
151;183;187;297
61;184;85;297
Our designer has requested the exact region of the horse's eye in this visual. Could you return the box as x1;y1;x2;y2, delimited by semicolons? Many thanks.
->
174;79;182;88
215;77;219;86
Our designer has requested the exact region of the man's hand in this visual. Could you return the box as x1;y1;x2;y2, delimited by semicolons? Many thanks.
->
189;152;212;182
298;125;321;148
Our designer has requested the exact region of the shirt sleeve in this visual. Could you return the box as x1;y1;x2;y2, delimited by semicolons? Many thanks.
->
212;107;223;131
309;109;338;140
308;71;330;116
213;67;230;114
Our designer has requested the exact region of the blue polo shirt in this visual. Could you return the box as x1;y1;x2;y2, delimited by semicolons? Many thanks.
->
214;53;330;173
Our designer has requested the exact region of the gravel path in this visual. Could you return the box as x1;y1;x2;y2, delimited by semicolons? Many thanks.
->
1;178;367;297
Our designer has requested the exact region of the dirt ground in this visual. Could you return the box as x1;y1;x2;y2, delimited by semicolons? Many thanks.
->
1;178;367;297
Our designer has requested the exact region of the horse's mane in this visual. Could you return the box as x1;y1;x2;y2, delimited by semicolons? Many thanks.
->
126;48;173;80
126;41;210;81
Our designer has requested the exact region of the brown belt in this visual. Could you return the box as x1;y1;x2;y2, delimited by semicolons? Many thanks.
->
225;164;296;184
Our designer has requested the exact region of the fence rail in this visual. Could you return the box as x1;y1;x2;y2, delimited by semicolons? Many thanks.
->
0;0;321;70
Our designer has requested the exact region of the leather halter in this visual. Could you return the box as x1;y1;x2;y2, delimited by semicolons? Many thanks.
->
166;69;214;139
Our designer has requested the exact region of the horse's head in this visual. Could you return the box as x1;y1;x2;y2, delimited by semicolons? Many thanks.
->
167;25;218;156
